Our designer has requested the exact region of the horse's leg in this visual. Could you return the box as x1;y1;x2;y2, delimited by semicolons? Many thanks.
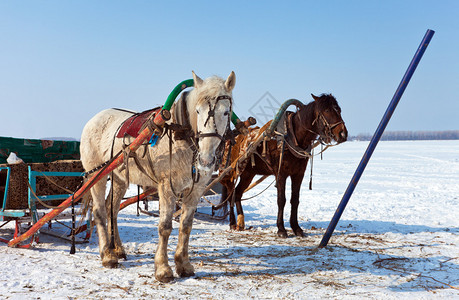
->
91;177;118;267
290;173;305;237
214;183;228;217
222;183;237;230
154;183;176;283
276;174;288;238
174;190;200;278
233;172;256;231
105;174;128;259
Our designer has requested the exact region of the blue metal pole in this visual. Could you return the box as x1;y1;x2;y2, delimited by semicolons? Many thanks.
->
318;29;435;248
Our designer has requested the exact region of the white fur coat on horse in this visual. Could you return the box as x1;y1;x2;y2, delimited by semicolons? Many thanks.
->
80;71;235;282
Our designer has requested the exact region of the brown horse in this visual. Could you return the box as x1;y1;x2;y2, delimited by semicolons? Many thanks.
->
220;93;348;238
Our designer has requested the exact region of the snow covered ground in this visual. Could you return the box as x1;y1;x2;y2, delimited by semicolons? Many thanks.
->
1;140;458;299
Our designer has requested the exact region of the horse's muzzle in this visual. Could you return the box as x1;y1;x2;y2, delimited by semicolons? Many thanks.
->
333;123;348;144
197;154;216;172
337;127;348;143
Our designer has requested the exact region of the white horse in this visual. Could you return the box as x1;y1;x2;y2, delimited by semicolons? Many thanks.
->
80;71;235;282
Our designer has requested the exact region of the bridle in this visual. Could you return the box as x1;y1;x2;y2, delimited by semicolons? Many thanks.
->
195;95;233;143
163;92;233;198
311;107;345;144
171;92;233;169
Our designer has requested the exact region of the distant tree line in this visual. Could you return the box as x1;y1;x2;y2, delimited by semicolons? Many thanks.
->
351;130;459;141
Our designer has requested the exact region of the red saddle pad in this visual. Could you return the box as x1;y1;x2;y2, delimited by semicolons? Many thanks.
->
116;107;161;138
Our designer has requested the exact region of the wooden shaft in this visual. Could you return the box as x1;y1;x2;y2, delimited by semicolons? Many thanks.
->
8;126;154;247
119;188;157;211
202;127;269;195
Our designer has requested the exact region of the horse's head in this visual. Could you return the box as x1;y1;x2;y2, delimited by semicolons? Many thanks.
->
311;93;348;144
189;71;235;172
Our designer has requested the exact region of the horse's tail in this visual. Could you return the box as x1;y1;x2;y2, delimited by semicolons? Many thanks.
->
76;177;94;236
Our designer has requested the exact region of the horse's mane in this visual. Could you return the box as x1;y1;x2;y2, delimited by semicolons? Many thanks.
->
301;99;316;120
315;93;340;113
194;76;229;105
300;93;340;121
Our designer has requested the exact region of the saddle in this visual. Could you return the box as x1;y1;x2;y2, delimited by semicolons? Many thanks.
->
116;107;161;138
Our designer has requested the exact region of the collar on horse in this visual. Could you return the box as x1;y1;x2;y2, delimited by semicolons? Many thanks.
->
282;111;313;159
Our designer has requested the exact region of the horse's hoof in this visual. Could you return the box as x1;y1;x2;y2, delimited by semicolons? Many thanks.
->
230;224;237;230
294;230;305;237
177;267;195;278
236;225;245;231
101;248;118;268
155;273;175;283
115;246;127;260
102;259;119;268
175;259;195;278
155;267;174;283
277;231;288;238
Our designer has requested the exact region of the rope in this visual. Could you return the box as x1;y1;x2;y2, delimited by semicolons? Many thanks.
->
241;179;276;201
70;193;76;254
309;148;314;190
26;180;65;210
34;171;75;194
202;175;274;210
244;174;269;193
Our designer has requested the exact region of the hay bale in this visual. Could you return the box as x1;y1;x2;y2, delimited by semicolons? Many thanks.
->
0;163;28;210
0;160;85;210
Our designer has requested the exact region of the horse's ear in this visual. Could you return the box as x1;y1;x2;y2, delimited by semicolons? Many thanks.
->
192;71;203;88
311;94;320;102
225;71;236;92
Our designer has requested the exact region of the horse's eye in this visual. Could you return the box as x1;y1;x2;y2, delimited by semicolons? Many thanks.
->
224;111;229;116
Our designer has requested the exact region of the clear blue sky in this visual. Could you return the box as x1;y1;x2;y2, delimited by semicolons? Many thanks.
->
1;1;458;140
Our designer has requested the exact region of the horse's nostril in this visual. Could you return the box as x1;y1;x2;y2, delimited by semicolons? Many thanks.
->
198;155;215;168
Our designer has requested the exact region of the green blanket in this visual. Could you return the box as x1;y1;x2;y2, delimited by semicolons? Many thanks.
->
0;136;80;164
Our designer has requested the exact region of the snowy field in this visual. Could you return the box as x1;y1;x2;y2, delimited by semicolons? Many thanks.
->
1;140;458;299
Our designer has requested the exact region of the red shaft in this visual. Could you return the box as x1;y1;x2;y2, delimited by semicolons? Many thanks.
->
119;188;157;211
8;126;154;247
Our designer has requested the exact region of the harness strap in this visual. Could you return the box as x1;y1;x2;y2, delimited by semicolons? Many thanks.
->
141;112;164;137
167;127;195;200
121;145;132;185
171;92;198;151
310;111;344;144
283;136;312;159
309;149;314;190
146;145;159;181
196;94;232;145
277;138;285;177
253;151;278;181
132;149;158;184
168;128;180;198
195;132;224;140
286;112;300;147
